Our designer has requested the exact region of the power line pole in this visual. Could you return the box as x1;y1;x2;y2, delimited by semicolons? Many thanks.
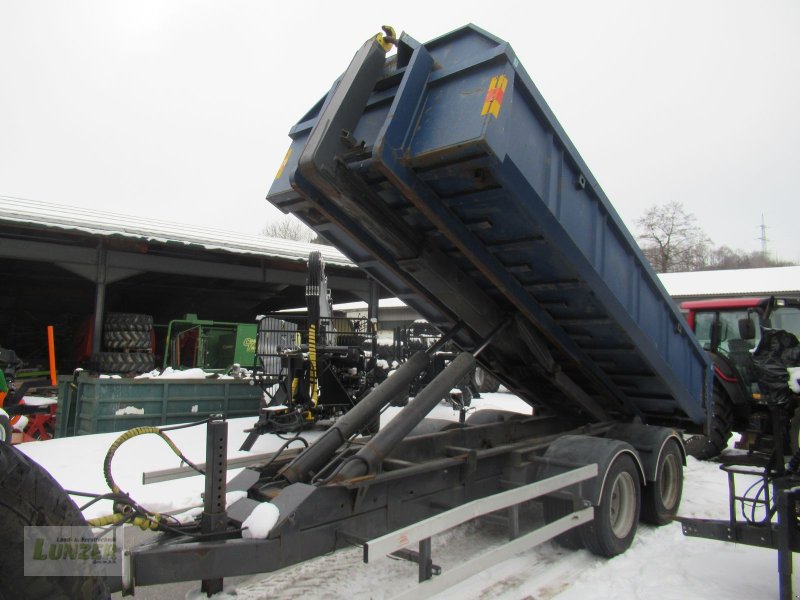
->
758;214;769;259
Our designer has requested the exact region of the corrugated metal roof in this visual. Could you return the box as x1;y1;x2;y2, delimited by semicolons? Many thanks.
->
0;195;355;268
658;266;800;298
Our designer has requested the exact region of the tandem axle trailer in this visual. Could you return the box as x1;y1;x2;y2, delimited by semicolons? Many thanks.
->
5;25;711;599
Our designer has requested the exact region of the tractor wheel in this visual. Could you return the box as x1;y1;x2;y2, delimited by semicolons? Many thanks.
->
472;366;500;394
788;405;800;456
581;453;641;557
104;312;153;332
104;329;152;350
0;443;109;599
640;439;683;525
96;351;155;374
686;384;733;460
0;411;11;443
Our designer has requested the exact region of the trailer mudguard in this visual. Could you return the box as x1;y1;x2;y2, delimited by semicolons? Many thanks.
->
604;423;685;482
541;435;644;505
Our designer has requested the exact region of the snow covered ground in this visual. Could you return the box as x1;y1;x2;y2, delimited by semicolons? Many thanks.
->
17;391;799;599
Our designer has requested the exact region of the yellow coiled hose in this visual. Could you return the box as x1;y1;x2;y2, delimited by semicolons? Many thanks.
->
87;426;203;530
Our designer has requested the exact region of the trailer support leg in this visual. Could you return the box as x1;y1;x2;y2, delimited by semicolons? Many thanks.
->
776;480;793;600
201;418;228;596
419;537;432;582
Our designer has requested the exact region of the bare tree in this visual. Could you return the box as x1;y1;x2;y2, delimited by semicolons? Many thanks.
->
706;246;793;270
261;215;315;243
636;201;711;273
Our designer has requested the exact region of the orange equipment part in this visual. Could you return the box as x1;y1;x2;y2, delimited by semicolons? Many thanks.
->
47;325;57;386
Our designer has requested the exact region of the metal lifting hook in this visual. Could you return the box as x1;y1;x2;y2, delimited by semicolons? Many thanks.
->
376;25;397;51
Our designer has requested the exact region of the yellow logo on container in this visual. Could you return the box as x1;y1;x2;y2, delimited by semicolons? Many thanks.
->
481;74;508;119
275;147;293;180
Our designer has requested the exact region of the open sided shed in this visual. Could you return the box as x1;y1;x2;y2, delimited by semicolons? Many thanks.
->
0;196;375;369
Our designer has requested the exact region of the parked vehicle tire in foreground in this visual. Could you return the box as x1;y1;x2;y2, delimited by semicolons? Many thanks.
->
580;453;641;557
0;443;109;599
641;439;683;525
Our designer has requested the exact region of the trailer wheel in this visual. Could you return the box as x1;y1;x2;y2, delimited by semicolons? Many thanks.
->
0;443;109;599
472;366;500;393
640;439;683;525
581;453;640;557
687;384;733;460
0;411;11;442
789;406;800;455
542;497;583;550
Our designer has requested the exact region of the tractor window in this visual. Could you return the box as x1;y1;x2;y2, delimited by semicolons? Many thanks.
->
694;312;714;350
717;310;758;354
771;307;800;339
693;310;759;354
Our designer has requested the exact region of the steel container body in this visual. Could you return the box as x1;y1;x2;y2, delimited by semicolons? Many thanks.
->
268;25;710;426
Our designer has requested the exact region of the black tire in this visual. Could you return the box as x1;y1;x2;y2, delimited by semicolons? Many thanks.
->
0;443;109;599
581;454;641;557
96;351;155;374
104;312;153;332
687;384;733;460
542;496;584;550
103;329;152;350
789;405;800;455
0;412;11;443
641;439;683;526
472;366;500;394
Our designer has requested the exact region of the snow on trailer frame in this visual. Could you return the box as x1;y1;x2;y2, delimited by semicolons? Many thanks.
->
269;24;711;431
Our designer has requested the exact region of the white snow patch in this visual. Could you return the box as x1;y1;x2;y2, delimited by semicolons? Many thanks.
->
241;503;280;539
789;367;800;394
226;490;248;505
19;395;58;406
191;404;198;413
135;367;213;379
170;506;203;525
98;374;121;379
114;406;145;416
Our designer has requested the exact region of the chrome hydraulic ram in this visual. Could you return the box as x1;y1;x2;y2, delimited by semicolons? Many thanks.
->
281;349;430;483
333;351;476;482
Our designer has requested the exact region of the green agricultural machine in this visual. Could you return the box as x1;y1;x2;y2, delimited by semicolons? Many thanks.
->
162;314;257;373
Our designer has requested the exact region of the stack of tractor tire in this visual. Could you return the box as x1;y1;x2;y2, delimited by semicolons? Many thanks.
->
95;313;155;374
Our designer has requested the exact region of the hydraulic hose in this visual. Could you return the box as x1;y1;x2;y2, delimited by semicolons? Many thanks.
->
89;425;204;531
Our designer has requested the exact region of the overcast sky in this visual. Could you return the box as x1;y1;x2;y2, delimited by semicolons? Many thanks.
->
1;1;798;262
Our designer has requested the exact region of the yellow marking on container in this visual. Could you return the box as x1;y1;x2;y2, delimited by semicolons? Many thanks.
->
275;147;293;180
481;74;508;119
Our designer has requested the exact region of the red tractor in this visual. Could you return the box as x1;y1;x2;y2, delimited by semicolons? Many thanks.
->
681;296;800;458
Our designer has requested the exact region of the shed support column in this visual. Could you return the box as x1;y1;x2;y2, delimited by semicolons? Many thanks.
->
91;242;107;358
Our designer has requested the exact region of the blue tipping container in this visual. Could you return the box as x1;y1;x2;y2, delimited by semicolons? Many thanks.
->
268;25;711;427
